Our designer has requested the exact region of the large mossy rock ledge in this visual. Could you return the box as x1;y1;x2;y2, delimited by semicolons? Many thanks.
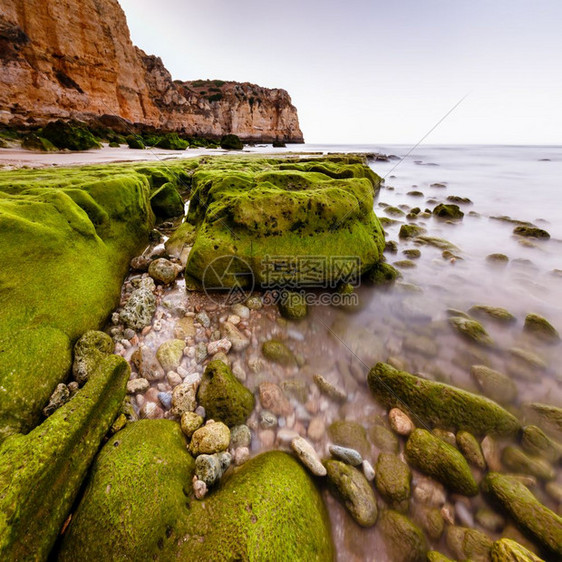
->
59;419;334;561
184;155;385;289
0;161;191;441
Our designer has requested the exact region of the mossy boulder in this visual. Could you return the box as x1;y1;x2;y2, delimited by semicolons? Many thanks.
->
155;133;189;150
491;539;544;561
21;133;57;152
126;135;145;149
41;120;101;151
523;313;560;343
0;162;160;440
405;429;478;496
379;510;427;562
375;452;411;511
367;363;521;437
278;290;308;320
324;460;378;527
60;427;334;561
196;360;255;426
150;182;184;218
0;353;129;560
482;472;562;557
220;134;244;150
262;339;297;366
433;203;464;220
446;526;493;561
184;156;386;290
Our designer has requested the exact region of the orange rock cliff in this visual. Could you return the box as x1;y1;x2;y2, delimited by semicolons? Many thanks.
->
0;0;304;142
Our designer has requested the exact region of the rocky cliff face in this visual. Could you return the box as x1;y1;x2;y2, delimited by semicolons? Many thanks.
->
0;0;303;142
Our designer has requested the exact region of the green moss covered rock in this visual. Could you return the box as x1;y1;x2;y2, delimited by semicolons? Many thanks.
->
523;313;560;343
196;360;255;426
327;420;370;457
368;363;521;437
41;120;101;151
513;226;550;239
72;330;114;385
21;133;57;152
433;203;464;220
379;510;427;562
471;365;518;404
150;181;184;218
126;135;145;149
0;161;163;440
446;526;493;561
406;429;478;496
482;472;562;557
521;425;562;463
184;156;385;289
491;538;544;561
399;224;426;239
364;262;400;285
155;133;189;150
500;446;555;481
325;459;378;527
262;339;297;366
456;430;486;469
278;290;308;320
469;305;516;324
60;431;334;561
220;134;244;150
0;353;129;560
449;316;493;346
375;452;411;511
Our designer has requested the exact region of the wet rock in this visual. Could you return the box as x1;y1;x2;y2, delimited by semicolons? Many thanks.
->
190;421;231;455
415;236;459;251
261;339;296;366
433;203;464;220
482;472;562;557
456;430;486;469
522;402;562;437
524;313;560;343
471;365;518;404
291;436;326;476
195;311;210;328
414;505;444;540
475;507;505;533
325;460;378;527
501;446;555;481
259;382;292;417
426;551;453;562
369;363;520;437
140;402;164;419
156;339;185;373
130;346;165;381
307;416;325;441
375;452;411;512
364;262;400;285
278;291;308;320
469;305;516;324
521;425;562;463
231;303;250;320
399;224;426;239
328;420;370;457
362;459;375;481
509;347;547;373
481;435;502;472
447;195;472;205
449;316;493;346
221;321;250;351
207;338;232;356
389;408;415;436
194;342;208;364
126;378;150;394
486;253;509;265
158;392;172;410
174;316;196;339
312;374;346;403
229;424;251;449
197;361;255;426
385;240;398;253
148;258;180;284
394;259;416;269
259;410;278;429
329;445;362;466
245;295;263;310
72;331;115;385
379;510;427;562
405;429;478;496
403;334;438;358
281;379;308;403
545;481;562;503
43;383;71;417
432;428;456;447
513;226;550;239
490;539;544;562
170;382;196;416
369;424;400;453
233;446;250;466
412;476;446;506
119;283;156;330
446;526;493;562
195;451;231;487
180;411;204;438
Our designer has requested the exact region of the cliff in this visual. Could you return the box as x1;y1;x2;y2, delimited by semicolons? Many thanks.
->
0;0;303;142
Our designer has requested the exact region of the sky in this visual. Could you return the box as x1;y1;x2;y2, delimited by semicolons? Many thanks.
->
119;0;562;145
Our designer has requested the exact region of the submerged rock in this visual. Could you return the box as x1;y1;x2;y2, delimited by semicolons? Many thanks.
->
368;363;521;437
433;203;464;219
325;460;378;527
449;316;493;346
405;429;478;496
119;285;157;331
521;425;562;463
523;313;560;343
456;430;486;469
278;291;308;320
328;420;370;457
513;225;550;239
375;452;411;511
261;339;296;366
469;305;516;324
156;339;185;372
60;431;334;560
501;446;555;481
490;539;544;562
399;224;426;239
446;526;493;561
379;510;427;562
148;257;180;284
470;365;518;404
196;360;255;426
482;472;562;557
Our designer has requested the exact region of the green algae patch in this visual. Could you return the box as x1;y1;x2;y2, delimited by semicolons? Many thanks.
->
59;419;194;561
482;472;562;558
61;438;334;561
184;155;386;289
0;353;129;560
0;160;194;440
368;363;521;437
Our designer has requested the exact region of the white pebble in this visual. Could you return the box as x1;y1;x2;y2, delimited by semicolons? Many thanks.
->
362;459;376;481
291;436;327;477
193;478;207;499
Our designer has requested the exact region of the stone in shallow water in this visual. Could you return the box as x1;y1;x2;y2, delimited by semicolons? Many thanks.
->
312;374;347;403
379;510;427;562
501;446;555;481
148;257;179;284
189;421;231;455
449;316;493;346
180;411;203;438
470;364;517;404
171;382;196;416
329;445;362;466
469;304;516;324
156;339;185;372
445;526;492;561
456;430;486;470
327;420;370;457
375;452;411;512
291;436;326;476
259;382;292;417
261;339;296;366
389;408;415;436
490;539;544;562
325;460;377;527
369;424;400;453
119;285;156;330
524;313;560;343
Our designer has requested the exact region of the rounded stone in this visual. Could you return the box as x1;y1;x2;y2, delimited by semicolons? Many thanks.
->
259;383;292;417
156;339;185;373
171;382;197;416
190;421;231;455
389;408;414;436
148;258;179;284
230;424;251;449
291;436;327;476
180;411;204;438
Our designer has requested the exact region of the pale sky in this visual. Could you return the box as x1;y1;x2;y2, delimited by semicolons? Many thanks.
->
119;0;562;144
